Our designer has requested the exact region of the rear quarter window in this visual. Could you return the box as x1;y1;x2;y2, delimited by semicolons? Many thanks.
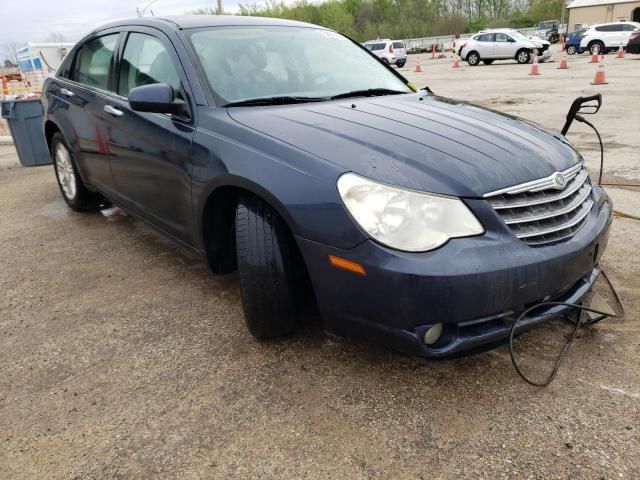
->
392;42;405;48
370;43;386;51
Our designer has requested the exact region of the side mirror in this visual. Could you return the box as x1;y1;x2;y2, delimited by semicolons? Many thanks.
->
128;83;186;116
561;94;602;136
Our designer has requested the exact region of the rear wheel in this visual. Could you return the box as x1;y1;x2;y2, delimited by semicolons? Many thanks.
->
396;60;406;68
51;132;101;211
589;41;605;55
235;195;298;338
516;49;531;64
467;51;480;66
381;58;390;65
566;45;577;55
482;59;494;65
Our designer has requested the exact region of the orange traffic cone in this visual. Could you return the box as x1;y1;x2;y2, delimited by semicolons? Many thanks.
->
529;55;540;75
558;52;568;69
590;50;599;63
431;44;436;59
414;57;423;73
591;63;608;85
452;55;460;68
616;43;625;58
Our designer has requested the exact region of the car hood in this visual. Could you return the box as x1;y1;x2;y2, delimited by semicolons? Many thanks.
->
227;93;582;197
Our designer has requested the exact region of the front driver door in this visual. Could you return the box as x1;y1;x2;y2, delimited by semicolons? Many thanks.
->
493;33;514;59
104;29;195;244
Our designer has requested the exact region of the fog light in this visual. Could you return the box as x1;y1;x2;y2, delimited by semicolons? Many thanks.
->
423;323;443;345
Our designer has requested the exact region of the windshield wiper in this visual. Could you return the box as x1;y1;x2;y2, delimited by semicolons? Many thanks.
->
224;96;327;107
330;88;408;100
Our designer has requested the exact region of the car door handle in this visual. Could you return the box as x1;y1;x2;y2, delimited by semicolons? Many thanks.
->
104;105;124;117
60;88;75;97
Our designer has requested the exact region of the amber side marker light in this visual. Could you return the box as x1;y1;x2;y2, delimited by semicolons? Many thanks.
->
328;255;367;276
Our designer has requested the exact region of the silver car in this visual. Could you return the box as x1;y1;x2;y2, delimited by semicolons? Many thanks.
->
459;29;552;66
363;39;407;67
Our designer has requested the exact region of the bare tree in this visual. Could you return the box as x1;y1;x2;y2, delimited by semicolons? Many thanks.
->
46;32;66;43
3;42;19;65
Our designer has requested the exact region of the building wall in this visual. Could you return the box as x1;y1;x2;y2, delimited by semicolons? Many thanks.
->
568;2;640;30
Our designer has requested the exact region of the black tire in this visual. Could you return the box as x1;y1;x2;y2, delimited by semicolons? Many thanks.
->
396;60;406;68
51;132;101;211
516;49;531;64
467;51;480;66
381;58;390;65
235;195;298;338
567;45;577;55
589;41;605;55
482;59;494;65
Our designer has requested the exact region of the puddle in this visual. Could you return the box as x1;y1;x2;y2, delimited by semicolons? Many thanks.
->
37;200;71;219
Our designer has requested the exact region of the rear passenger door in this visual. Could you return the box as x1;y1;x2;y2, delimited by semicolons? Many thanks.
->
477;34;495;58
52;32;121;196
104;28;195;243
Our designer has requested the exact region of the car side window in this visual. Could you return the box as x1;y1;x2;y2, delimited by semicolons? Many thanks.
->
73;34;118;90
623;24;637;31
118;33;183;99
495;33;510;42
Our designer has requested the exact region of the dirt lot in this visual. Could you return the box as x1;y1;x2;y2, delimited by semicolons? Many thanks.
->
1;46;639;479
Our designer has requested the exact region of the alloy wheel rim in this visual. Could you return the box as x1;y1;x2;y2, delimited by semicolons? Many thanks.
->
55;144;77;200
519;52;528;62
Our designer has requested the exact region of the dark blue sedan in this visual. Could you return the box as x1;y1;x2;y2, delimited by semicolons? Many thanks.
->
42;16;612;357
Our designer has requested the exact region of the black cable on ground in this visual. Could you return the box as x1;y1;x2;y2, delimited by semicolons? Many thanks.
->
508;270;624;387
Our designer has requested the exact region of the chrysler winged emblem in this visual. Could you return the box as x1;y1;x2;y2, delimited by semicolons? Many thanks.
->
553;172;567;189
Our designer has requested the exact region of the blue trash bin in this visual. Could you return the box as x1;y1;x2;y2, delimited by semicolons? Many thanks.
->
0;99;51;167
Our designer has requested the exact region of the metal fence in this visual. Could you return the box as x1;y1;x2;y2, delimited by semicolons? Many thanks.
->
403;25;567;53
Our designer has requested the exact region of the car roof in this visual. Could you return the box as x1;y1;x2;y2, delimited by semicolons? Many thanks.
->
93;15;325;34
589;21;640;27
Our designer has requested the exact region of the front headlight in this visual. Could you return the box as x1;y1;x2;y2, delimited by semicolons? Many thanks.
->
337;173;484;252
534;42;543;49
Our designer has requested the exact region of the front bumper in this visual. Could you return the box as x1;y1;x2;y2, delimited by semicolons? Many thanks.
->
296;187;612;357
539;49;553;61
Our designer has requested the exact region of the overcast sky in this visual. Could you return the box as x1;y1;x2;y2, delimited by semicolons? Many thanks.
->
0;0;250;60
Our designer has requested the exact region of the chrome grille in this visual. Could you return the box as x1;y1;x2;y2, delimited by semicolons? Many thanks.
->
484;163;593;245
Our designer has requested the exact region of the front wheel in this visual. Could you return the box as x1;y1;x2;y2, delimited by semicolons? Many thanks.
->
566;45;577;55
235;195;298;338
516;49;531;64
51;132;101;211
396;60;406;68
466;51;480;66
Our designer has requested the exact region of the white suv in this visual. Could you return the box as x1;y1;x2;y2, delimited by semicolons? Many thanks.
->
459;29;551;66
363;39;407;67
580;22;640;54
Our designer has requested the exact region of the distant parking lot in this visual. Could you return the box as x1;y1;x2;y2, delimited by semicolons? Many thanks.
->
1;44;639;479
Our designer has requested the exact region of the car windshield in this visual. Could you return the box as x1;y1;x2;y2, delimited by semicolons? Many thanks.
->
511;31;530;41
188;26;411;105
538;22;555;29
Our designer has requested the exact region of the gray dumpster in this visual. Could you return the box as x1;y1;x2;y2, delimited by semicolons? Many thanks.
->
0;99;51;167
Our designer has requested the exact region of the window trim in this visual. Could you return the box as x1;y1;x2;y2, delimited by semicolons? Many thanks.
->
70;32;121;92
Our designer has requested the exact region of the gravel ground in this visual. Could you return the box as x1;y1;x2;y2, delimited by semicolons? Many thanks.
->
1;45;639;479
